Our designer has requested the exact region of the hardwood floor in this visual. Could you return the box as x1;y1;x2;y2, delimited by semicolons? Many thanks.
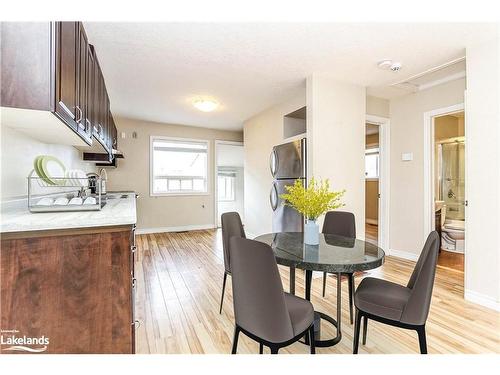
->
365;223;378;246
437;249;464;273
134;229;500;354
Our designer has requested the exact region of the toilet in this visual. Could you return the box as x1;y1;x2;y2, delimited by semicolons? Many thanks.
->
441;218;465;253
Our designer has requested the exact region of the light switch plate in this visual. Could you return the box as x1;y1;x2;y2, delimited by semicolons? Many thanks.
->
121;132;126;139
402;152;413;161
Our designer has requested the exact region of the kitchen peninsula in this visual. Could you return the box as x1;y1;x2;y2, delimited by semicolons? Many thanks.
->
0;192;137;354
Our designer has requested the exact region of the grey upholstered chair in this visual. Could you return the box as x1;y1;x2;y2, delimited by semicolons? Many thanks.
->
353;231;440;354
229;237;315;354
321;211;357;324
220;212;246;314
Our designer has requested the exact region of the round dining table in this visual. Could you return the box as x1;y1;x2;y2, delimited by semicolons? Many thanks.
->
254;232;385;347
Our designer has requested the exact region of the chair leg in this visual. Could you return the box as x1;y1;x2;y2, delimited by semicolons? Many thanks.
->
348;273;354;324
322;271;327;297
219;272;228;314
353;309;362;354
416;325;427;354
259;343;264;354
309;325;316;354
362;316;368;345
270;346;279;354
231;326;240;354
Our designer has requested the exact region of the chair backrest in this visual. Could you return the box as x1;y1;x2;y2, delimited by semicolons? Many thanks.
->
322;211;356;238
229;237;294;343
401;231;440;326
221;212;246;274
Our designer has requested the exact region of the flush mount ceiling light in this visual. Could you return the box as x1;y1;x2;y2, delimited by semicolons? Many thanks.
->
378;60;393;69
193;99;219;112
377;60;402;72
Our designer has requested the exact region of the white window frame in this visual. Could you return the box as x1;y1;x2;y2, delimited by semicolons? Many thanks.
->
150;136;210;197
217;172;236;202
365;147;380;180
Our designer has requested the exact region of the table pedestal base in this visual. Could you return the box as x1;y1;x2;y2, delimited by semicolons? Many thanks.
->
303;270;343;348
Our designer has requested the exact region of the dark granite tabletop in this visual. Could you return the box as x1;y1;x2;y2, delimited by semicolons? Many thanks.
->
254;232;385;273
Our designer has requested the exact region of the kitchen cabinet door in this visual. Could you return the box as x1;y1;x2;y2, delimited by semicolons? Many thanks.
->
87;45;97;138
110;115;118;150
54;22;79;132
76;23;92;143
95;62;106;145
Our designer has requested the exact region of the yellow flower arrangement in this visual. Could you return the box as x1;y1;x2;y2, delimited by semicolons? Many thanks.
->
280;177;345;221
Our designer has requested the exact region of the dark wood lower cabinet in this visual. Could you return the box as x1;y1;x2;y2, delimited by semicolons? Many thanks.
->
0;226;135;354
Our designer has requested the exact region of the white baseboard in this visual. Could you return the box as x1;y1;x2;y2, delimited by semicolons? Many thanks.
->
387;248;419;262
366;218;378;225
136;224;216;235
464;289;500;312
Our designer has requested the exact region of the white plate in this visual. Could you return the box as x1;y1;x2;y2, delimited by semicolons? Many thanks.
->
73;170;88;187
36;197;54;206
68;197;83;205
65;169;75;186
54;197;69;205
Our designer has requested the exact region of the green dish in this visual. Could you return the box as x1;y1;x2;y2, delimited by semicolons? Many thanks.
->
40;156;66;186
33;155;53;185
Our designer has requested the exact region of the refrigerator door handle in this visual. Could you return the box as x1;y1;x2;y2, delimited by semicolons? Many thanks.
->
270;149;278;177
270;182;279;211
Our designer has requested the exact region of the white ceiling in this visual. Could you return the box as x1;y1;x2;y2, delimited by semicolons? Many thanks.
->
84;22;496;131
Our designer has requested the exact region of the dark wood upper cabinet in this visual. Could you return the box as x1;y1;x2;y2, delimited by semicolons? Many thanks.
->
1;21;118;159
54;22;79;131
77;23;92;143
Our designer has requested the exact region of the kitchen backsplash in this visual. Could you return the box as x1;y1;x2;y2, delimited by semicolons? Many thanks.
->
0;126;96;201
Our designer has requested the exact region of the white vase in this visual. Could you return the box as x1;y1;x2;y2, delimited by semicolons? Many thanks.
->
304;220;319;245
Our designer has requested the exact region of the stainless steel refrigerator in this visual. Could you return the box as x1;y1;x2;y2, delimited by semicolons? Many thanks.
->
269;138;307;232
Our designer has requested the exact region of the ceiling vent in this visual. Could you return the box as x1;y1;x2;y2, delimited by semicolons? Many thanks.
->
391;57;465;93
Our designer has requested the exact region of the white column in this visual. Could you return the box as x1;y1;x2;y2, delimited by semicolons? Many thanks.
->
465;33;500;310
306;75;366;238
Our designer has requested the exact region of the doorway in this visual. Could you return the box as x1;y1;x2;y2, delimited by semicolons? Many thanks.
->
214;141;244;227
365;123;380;245
364;114;390;251
433;111;465;272
424;103;466;276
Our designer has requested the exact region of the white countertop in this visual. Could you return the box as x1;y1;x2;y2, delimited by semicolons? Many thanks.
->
0;192;137;233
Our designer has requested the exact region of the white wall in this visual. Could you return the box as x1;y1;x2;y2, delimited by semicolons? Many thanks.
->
243;93;306;237
367;95;390;118
106;117;243;232
389;78;466;256
464;34;500;310
307;75;366;237
0;126;96;201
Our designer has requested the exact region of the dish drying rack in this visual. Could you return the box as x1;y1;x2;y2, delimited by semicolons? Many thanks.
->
27;170;105;213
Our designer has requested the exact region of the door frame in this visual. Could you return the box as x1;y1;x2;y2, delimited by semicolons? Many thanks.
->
423;103;465;245
365;114;390;252
214;140;244;227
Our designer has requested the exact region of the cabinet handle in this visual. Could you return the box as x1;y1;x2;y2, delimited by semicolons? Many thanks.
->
131;320;141;329
85;119;91;134
131;245;137;253
132;277;137;288
75;106;83;124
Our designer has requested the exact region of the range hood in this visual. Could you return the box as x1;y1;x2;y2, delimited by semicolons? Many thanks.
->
83;148;124;165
